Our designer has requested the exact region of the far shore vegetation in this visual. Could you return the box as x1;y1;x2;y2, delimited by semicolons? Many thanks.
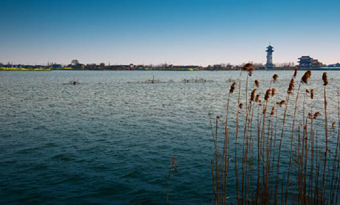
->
1;59;340;72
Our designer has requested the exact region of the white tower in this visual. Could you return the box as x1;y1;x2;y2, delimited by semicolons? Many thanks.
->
266;45;274;69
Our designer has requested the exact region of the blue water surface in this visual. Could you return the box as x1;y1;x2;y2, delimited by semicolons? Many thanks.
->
0;71;339;204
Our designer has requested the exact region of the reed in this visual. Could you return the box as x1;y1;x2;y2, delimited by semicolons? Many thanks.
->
167;156;177;202
322;72;329;203
210;69;340;204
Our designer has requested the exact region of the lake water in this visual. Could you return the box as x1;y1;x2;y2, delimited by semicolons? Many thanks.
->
0;71;339;204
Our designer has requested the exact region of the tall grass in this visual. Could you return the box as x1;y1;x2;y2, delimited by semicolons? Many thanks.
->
210;67;340;204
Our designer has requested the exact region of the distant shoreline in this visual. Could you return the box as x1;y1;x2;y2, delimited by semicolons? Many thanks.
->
2;68;340;71
0;67;340;72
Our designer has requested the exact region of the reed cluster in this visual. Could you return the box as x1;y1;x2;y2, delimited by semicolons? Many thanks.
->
210;67;340;204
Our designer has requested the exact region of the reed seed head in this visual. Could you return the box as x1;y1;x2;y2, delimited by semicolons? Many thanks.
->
250;89;256;101
308;113;313;119
311;89;314;99
239;103;243;109
229;82;236;94
273;74;278;83
271;88;276;97
170;156;177;172
322;72;329;86
313;111;321;119
255;94;261;103
242;63;254;76
277;100;286;107
247;67;254;76
287;78;295;95
264;89;271;101
332;120;336;129
254;79;259;88
306;89;310;94
270;106;275;116
293;68;298;78
301;70;311;84
242;63;253;71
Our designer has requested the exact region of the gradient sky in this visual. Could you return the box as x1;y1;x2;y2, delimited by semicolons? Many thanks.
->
0;0;339;66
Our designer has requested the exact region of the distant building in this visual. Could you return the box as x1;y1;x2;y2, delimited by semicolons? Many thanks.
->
328;62;340;67
51;64;62;69
298;56;323;68
86;64;97;70
265;45;275;69
212;64;223;70
71;59;79;66
99;63;106;69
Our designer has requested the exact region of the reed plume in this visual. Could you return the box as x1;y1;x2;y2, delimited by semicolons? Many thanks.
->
301;70;311;84
287;78;295;95
242;63;253;71
242;63;254;77
293;68;298;78
277;100;286;107
255;79;259;88
270;106;275;116
323;72;329;86
308;113;313;119
255;94;261;103
230;82;236;94
167;156;178;202
314;111;321;119
271;88;276;97
250;89;256;102
265;89;271;101
273;74;278;83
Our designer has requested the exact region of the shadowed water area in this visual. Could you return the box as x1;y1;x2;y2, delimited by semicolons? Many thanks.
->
0;71;339;204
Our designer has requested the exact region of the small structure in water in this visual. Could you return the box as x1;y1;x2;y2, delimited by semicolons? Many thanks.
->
181;78;214;83
68;81;80;85
144;75;163;84
63;80;80;85
226;78;233;83
65;76;80;85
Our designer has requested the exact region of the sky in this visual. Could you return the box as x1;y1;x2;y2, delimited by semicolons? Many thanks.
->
0;0;339;66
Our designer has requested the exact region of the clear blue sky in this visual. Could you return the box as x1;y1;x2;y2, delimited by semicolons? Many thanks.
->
0;0;339;66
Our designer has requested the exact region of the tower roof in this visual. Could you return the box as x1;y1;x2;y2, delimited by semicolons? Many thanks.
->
299;56;312;60
266;44;274;52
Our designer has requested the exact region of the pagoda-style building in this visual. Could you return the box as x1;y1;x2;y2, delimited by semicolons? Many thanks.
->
265;45;275;69
298;56;323;68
